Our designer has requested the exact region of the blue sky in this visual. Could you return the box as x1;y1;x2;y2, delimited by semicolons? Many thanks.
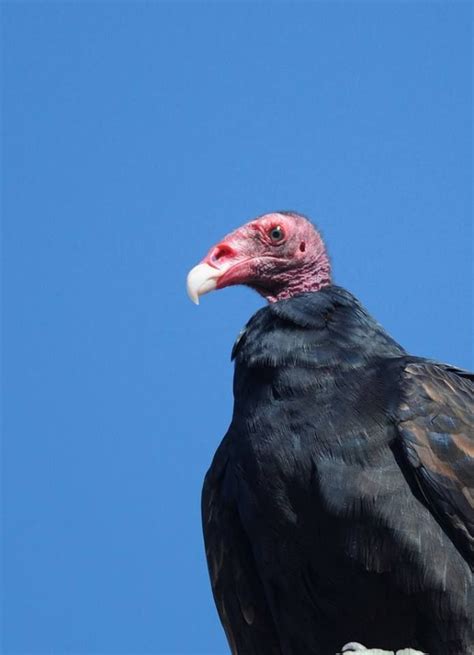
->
2;3;472;654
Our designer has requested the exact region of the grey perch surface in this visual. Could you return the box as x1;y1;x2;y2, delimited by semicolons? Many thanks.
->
338;649;425;655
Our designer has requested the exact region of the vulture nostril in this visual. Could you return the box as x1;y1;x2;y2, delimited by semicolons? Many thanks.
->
211;244;235;263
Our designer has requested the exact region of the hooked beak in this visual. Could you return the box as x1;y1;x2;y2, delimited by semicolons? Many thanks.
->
187;238;250;305
186;262;224;305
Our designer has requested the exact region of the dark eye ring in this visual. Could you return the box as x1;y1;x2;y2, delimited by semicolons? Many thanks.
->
269;226;284;242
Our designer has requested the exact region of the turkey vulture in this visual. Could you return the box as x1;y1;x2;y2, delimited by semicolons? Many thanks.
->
186;212;473;655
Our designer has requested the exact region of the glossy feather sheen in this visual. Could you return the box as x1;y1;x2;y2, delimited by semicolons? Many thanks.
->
202;287;473;655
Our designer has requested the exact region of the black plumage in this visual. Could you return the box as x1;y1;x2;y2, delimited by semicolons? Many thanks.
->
202;286;473;655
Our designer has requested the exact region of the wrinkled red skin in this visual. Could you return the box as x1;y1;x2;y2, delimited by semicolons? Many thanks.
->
201;212;331;303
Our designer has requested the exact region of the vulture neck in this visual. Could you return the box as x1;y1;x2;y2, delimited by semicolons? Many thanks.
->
262;252;331;303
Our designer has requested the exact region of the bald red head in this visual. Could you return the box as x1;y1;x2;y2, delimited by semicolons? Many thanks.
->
186;211;331;304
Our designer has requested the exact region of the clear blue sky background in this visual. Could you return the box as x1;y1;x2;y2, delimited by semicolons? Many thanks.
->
2;3;472;654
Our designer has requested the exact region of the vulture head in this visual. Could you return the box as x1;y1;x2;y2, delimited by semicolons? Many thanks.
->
186;211;331;304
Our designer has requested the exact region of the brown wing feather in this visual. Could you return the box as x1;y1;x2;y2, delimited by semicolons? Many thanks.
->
398;362;474;564
201;435;281;655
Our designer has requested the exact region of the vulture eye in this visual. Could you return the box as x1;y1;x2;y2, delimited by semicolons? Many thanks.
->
269;226;284;242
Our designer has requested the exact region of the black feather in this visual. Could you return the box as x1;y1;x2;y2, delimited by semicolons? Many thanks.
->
202;286;473;655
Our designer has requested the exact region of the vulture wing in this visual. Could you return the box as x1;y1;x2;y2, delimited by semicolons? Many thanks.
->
397;361;474;565
201;434;281;655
